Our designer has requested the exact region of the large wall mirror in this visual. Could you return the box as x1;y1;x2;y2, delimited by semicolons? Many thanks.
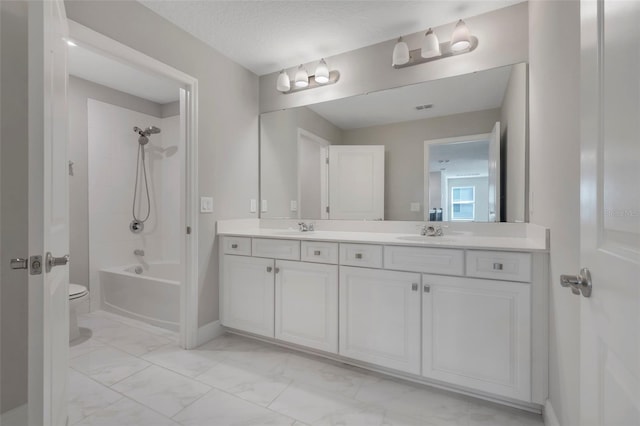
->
260;62;528;222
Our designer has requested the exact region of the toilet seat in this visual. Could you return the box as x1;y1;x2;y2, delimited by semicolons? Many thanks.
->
69;283;88;300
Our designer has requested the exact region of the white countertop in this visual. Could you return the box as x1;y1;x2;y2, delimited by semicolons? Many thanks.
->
217;221;549;252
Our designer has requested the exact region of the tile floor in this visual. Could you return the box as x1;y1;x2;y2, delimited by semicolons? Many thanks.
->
69;311;544;425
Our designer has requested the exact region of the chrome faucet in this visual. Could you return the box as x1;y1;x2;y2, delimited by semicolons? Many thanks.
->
298;222;314;232
420;224;444;237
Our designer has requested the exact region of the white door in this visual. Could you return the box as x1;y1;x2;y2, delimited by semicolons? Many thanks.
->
221;255;275;338
329;145;384;220
579;1;640;424
339;266;421;374
275;260;338;353
297;130;329;220
422;274;531;401
27;1;70;425
487;121;500;222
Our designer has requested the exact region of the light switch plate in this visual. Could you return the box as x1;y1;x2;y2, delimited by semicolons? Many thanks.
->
200;197;213;213
250;199;257;213
261;200;268;213
410;202;421;212
290;200;298;212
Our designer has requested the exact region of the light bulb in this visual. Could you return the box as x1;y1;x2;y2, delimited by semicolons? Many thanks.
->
314;59;330;84
450;19;472;52
392;37;410;66
421;28;441;59
276;70;290;92
294;65;309;88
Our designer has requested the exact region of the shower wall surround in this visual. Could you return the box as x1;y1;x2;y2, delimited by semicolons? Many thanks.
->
86;99;181;310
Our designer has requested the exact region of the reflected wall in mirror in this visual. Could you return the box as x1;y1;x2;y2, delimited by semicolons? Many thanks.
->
260;62;528;222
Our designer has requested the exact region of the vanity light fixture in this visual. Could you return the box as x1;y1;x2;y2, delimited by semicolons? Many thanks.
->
276;59;341;94
392;18;478;69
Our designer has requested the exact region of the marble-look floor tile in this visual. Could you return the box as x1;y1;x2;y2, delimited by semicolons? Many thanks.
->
69;347;151;386
312;405;426;426
268;382;363;425
141;344;221;377
73;398;180;426
93;323;174;356
173;388;296;426
69;332;106;359
112;365;211;417
67;369;122;425
196;359;291;406
467;400;543;426
90;310;177;339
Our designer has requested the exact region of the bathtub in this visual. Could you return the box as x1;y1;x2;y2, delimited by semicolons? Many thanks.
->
99;262;181;332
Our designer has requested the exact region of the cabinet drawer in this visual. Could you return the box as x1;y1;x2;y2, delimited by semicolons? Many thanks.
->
301;241;339;264
384;246;464;275
339;243;383;268
252;238;300;260
222;236;251;256
466;251;532;282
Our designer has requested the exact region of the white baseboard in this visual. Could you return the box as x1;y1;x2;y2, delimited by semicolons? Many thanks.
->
543;399;560;426
0;404;27;426
197;320;224;346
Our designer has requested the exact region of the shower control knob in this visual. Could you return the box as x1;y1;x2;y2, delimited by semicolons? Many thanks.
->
130;219;144;233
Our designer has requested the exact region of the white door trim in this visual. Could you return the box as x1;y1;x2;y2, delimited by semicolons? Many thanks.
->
297;128;330;220
68;20;200;349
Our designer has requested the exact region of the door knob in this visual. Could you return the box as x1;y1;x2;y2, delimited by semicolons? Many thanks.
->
560;267;592;298
46;252;70;273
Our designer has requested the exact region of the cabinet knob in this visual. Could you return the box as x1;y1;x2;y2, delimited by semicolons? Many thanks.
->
266;266;272;273
314;250;321;256
355;253;363;259
424;285;431;293
275;267;280;274
231;243;238;249
411;283;418;291
493;262;503;270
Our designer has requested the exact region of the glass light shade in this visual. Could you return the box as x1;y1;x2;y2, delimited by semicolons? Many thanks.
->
314;59;330;84
392;37;410;66
421;28;441;59
294;65;309;88
450;19;471;52
276;70;290;92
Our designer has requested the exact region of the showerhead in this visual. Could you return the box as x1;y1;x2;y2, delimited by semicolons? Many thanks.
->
133;125;161;145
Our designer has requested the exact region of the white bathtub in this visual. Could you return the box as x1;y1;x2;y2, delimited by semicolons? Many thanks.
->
100;262;181;332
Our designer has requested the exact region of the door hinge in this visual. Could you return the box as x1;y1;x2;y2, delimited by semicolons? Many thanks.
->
325;157;329;164
186;226;192;235
326;206;330;213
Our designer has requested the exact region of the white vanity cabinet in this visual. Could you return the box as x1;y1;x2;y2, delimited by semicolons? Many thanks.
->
219;231;548;409
421;274;531;401
339;266;421;374
275;260;338;353
222;255;275;338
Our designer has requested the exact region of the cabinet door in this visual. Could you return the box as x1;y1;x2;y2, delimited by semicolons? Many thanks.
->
222;255;275;338
339;266;421;374
275;261;338;353
422;274;531;401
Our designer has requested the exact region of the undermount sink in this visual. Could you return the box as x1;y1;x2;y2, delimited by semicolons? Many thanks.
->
272;230;315;236
396;235;456;243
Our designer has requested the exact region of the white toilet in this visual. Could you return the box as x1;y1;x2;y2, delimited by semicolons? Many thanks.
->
69;283;89;342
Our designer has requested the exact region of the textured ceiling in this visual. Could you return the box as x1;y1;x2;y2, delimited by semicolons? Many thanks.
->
138;0;524;76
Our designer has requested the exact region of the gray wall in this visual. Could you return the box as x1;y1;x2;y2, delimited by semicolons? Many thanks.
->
0;0;28;413
66;0;260;327
500;62;528;222
341;109;500;220
260;2;529;113
68;76;168;290
529;1;581;425
260;107;341;219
